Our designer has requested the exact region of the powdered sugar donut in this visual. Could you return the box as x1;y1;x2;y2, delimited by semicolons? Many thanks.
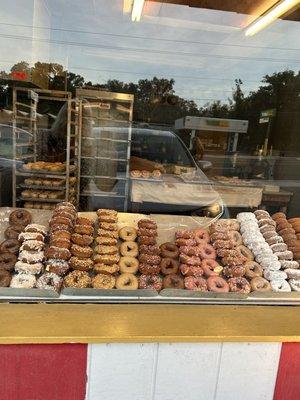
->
259;257;281;271
280;260;299;269
271;280;291;292
10;273;36;288
288;279;300;292
263;269;287;281
266;235;284;246
274;251;293;260
285;269;300;279
270;243;288;253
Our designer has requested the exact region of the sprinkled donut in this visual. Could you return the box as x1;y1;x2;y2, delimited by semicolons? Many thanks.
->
93;254;120;265
179;264;204;277
97;229;118;239
95;236;117;246
74;224;94;236
139;274;162;291
76;217;93;226
97;209;117;218
179;254;201;266
175;238;197;247
198;243;216;260
228;277;251;294
92;273;115;289
223;265;245;278
94;245;118;255
99;222;118;232
64;270;91;288
137;236;156;245
139;263;161;275
201;259;221;277
71;233;93;246
207;276;229;293
137;219;157;230
139;254;161;265
193;228;210;243
139;245;160;255
137;228;157;237
184;276;208;291
175;230;195;239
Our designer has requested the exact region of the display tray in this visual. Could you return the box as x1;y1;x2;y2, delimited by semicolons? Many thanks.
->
0;287;59;298
19;184;66;191
62;288;158;297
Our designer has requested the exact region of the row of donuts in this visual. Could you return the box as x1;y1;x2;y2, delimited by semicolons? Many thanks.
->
272;212;300;262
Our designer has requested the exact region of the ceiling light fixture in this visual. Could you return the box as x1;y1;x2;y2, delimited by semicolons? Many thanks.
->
131;0;145;22
245;0;300;36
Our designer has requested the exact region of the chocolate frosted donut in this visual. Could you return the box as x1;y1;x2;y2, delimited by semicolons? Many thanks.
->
5;224;24;240
0;270;11;287
0;239;20;255
139;254;161;265
139;245;160;255
9;209;32;226
0;252;17;271
160;258;179;275
163;274;184;289
45;259;70;276
160;242;178;259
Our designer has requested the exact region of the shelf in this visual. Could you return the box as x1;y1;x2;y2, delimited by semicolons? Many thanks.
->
18;197;65;203
18;184;66;191
81;174;127;180
80;191;125;198
15;154;35;160
81;156;127;162
16;171;69;179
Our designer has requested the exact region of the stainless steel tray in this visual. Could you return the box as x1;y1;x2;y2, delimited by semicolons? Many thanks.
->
62;288;158;297
0;287;59;298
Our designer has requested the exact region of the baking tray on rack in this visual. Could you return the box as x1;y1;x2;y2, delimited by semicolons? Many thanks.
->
17;165;76;176
19;197;64;203
19;184;66;191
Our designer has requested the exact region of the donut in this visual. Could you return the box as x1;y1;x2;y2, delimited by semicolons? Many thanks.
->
237;245;254;261
119;256;139;273
138;219;157;229
97;209;117;218
139;263;161;275
228;277;251;294
279;227;296;236
179;254;201;266
18;250;44;264
260;224;276;235
137;228;157;237
137;236;156;245
184;276;208;291
228;231;243;246
92;273;115;289
49;216;73;228
0;239;20;255
160;258;179;275
193;228;210;243
201;259;221;277
210;219;240;233
288;218;300;225
20;240;45;251
94;245;118;255
210;232;229;241
45;246;70;261
160;243;178;259
292;224;300;234
36;273;62;292
258;218;276;228
74;224;94;236
5;224;24;240
53;210;76;221
45;259;70;276
94;263;119;274
276;221;292;231
207;276;229;293
15;261;43;275
97;229;119;239
270;243;288;253
139;254;161;265
198;244;216;260
95;236;118;246
98;214;117;223
0;252;16;271
99;222;118;231
266;235;284;246
139;245;160;255
264;269;287;281
49;238;71;250
175;238;197;247
10;273;36;288
9;209;32;226
254;210;270;218
288;279;300;292
163;274;184;289
0;270;11;287
138;274;162;291
285;268;300;280
70;244;93;259
223;265;245;278
69;256;93;271
119;226;137;242
24;224;47;236
56;201;76;210
271;280;291;292
250;277;271;292
212;240;235;250
280;260;299;269
244;261;263;279
116;273;138;290
179;264;204;277
179;246;200;256
50;230;71;241
120;241;138;257
263;230;277;240
222;252;247;266
175;230;195;239
93;254;120;265
71;234;93;246
76;217;93;226
272;212;286;220
64;270;91;288
275;251;293;260
131;170;141;178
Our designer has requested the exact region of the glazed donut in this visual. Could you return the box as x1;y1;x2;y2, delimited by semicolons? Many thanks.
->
10;273;36;288
223;265;246;278
0;239;20;255
228;231;243;246
76;217;93;226
163;274;184;289
139;254;161;265
119;256;139;273
139;245;160;255
272;212;286;220
179;264;204;277
139;274;162;291
160;242;179;259
15;261;43;275
250;277;271;292
160;258;179;275
69;256;93;271
207;276;229;293
279;227;296;236
20;240;45;251
179;254;201;266
64;270;91;288
201;259;221;277
24;224;47;236
94;245;118;255
198;244;216;260
97;229;119;239
5;224;24;240
45;246;70;261
70;244;93;259
18;250;44;264
175;230;195;239
193;228;210;243
9;209;32;226
71;233;93;246
74;224;94;236
175;238;197;247
36;273;62;292
95;236;118;246
93;254;120;265
0;270;11;287
228;277;251;294
94;263;119;274
119;226;137;242
244;261;263;279
97;209;117;218
45;259;70;276
99;222;118;231
139;263;161;275
237;245;254;261
138;219;157;229
137;228;157;237
92;273;115;289
0;252;17;271
120;241;139;257
184;276;208;291
116;273;138;290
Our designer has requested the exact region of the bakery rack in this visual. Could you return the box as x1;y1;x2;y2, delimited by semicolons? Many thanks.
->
76;88;134;212
12;88;82;208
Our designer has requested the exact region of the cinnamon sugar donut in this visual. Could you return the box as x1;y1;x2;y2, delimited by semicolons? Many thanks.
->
184;276;208;291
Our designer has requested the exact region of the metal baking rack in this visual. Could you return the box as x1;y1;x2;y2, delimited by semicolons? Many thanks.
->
76;89;134;211
12;88;82;208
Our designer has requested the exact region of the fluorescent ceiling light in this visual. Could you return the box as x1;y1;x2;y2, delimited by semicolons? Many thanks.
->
132;0;145;22
245;0;300;36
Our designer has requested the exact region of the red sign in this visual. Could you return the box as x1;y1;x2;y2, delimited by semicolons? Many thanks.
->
11;71;28;80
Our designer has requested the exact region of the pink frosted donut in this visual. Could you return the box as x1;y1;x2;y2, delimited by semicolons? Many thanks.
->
198;244;216;260
184;276;208;291
201;259;220;277
207;276;229;293
180;264;204;277
179;246;199;256
175;238;197;247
